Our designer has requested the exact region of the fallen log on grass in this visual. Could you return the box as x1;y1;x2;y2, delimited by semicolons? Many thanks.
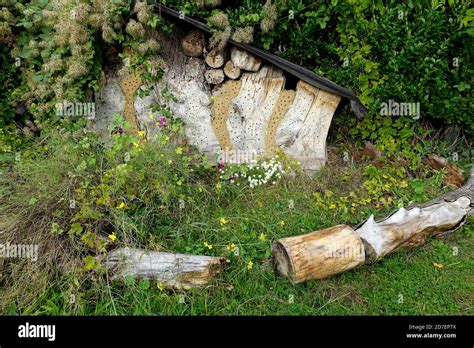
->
105;247;224;290
356;168;474;261
272;225;365;283
355;197;471;262
272;169;473;282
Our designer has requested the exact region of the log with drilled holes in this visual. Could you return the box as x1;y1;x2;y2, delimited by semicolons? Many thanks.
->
105;247;224;290
272;225;365;283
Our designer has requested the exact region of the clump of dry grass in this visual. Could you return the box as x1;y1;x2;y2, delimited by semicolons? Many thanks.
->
0;139;85;312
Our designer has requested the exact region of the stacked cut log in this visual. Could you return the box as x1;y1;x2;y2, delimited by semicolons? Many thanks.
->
181;30;206;57
223;60;241;79
273;169;474;283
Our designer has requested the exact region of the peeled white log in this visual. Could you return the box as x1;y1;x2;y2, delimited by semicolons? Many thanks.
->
181;30;206;57
276;81;341;171
205;68;225;85
272;225;365;283
231;46;262;72
105;247;224;290
223;60;241;79
355;197;471;262
205;47;229;68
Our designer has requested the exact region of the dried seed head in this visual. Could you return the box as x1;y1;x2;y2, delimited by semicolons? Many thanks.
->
126;19;146;39
232;26;254;44
208;12;229;29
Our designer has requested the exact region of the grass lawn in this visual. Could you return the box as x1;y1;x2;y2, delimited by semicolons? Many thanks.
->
5;157;471;316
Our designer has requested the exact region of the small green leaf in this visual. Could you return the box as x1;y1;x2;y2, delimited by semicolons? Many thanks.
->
124;275;135;286
139;279;150;290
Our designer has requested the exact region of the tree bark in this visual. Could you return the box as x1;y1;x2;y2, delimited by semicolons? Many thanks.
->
272;225;365;283
105;247;224;290
223;60;241;79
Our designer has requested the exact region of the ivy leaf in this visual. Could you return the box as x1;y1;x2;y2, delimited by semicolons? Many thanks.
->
84;255;97;271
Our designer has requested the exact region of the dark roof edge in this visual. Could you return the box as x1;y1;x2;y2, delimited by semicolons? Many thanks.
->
154;3;367;119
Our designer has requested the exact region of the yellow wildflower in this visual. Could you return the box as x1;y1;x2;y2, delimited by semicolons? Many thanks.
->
175;147;183;155
277;220;285;227
108;233;117;241
220;217;229;226
133;142;139;148
117;202;126;209
138;130;146;137
203;242;213;250
258;233;266;241
149;113;155;119
400;181;408;188
156;282;164;291
247;261;253;270
226;243;236;252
